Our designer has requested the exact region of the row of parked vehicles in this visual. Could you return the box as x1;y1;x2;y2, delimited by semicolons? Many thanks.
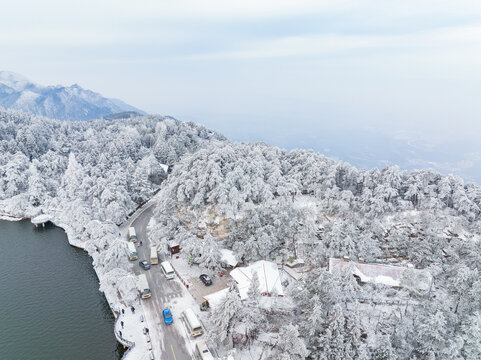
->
162;306;213;359
128;226;214;359
127;227;174;275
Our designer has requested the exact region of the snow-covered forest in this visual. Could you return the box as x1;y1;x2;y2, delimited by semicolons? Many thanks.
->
149;141;481;359
0;109;225;305
1;109;481;359
0;109;225;222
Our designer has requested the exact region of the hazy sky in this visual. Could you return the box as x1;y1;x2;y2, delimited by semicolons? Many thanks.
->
2;0;481;181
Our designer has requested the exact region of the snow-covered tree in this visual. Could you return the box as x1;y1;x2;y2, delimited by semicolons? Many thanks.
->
274;324;309;360
320;303;347;360
211;283;242;344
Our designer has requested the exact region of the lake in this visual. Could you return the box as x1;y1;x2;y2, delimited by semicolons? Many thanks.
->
0;220;124;360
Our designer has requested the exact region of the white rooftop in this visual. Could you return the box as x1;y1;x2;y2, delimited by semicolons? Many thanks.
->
167;240;179;247
230;260;284;299
31;214;51;224
220;248;238;267
328;258;430;288
203;287;230;308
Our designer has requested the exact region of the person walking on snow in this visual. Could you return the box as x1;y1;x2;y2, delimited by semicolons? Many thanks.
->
121;321;124;329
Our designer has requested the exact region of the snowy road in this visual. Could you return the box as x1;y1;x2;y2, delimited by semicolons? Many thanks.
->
130;205;193;360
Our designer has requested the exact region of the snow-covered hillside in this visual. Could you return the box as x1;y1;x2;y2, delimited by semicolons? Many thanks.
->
0;71;145;121
1;109;481;359
149;141;481;360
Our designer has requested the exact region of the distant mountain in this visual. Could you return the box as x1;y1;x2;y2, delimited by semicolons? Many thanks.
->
0;71;146;121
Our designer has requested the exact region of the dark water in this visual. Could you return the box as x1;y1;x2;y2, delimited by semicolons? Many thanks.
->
0;220;124;360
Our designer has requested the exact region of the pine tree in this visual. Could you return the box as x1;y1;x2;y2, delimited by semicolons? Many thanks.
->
211;283;242;343
320;303;346;360
275;324;309;360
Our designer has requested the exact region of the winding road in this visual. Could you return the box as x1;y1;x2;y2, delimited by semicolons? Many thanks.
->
128;205;192;360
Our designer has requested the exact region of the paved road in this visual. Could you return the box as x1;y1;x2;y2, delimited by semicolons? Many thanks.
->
129;205;192;360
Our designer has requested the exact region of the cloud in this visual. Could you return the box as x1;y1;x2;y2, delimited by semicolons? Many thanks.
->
177;24;481;61
0;30;122;46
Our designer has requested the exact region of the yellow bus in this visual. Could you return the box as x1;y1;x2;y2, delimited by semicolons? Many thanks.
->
150;246;158;265
127;242;138;261
138;274;151;299
181;308;203;337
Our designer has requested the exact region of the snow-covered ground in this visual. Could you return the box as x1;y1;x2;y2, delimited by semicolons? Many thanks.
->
0;209;155;359
115;301;154;360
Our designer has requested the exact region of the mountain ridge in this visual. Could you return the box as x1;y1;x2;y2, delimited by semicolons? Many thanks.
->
0;71;145;121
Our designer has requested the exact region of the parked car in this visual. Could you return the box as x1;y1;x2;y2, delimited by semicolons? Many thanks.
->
162;308;173;324
199;274;212;286
139;260;151;270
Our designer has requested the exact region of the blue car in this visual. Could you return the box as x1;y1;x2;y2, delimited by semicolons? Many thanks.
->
162;308;173;325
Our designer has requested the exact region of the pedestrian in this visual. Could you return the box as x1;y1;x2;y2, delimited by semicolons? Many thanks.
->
132;306;135;314
146;328;149;334
140;241;143;246
121;321;124;329
121;309;125;315
119;331;122;338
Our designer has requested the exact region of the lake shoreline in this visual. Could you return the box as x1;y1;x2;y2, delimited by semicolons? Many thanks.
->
0;213;129;359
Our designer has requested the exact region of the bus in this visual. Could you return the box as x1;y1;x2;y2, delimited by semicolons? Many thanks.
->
127;242;138;261
194;341;214;360
128;227;137;242
138;274;151;299
150;246;158;265
160;261;175;279
181;308;203;337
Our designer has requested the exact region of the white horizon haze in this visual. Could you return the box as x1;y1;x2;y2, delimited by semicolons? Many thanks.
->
2;0;481;182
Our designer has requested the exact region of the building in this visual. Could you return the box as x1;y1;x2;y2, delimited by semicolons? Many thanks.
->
328;257;432;290
230;260;284;299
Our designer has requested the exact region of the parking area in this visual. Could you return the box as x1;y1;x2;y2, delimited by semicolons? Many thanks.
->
170;255;234;304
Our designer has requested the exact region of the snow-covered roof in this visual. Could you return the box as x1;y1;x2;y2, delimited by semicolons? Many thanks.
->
220;248;238;267
230;260;284;299
167;240;179;247
203;287;230;308
328;258;408;287
31;214;51;224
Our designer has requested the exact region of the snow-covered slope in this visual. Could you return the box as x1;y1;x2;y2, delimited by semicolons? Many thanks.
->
0;71;145;121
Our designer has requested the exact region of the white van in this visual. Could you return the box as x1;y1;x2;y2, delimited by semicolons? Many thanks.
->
127;242;138;260
138;274;151;299
160;261;175;280
182;308;203;337
128;227;137;242
194;341;214;359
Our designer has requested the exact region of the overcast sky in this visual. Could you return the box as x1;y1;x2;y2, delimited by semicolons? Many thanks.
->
2;0;481;180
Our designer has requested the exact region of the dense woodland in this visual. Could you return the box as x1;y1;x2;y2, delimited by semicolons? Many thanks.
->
0;109;225;305
0;109;225;222
1;109;481;359
150;142;481;359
